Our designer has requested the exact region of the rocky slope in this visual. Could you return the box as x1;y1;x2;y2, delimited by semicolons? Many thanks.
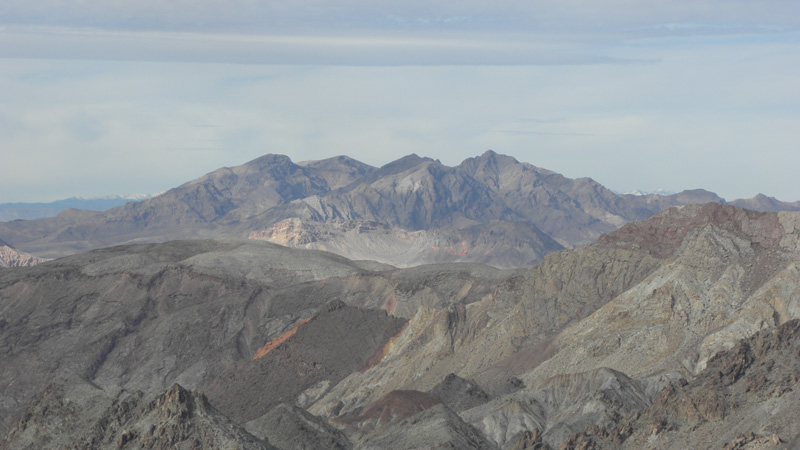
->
301;204;800;448
3;203;800;449
0;151;758;267
206;300;407;423
251;218;564;268
521;203;800;383
0;238;511;436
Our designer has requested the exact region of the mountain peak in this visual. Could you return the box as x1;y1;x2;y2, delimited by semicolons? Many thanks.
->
298;154;371;168
461;150;520;169
377;154;434;176
596;202;783;259
245;153;294;165
478;149;499;161
729;193;800;212
237;153;297;173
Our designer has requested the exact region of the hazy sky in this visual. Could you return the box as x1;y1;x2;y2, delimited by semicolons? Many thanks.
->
2;1;799;203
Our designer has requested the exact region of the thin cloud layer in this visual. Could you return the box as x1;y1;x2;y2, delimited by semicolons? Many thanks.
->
3;0;798;33
1;1;798;65
0;26;645;65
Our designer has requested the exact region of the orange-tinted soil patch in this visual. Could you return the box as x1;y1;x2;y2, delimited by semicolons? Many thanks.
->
253;317;312;359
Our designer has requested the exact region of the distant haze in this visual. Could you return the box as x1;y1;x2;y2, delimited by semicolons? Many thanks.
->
0;195;155;221
2;1;798;203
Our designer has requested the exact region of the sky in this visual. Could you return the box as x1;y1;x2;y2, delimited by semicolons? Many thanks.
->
1;1;799;203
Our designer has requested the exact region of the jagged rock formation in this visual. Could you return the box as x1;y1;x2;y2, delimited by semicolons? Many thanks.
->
561;319;800;449
0;239;49;268
1;381;273;449
1;151;757;267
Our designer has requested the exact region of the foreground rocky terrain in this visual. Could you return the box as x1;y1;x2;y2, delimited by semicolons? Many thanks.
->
4;151;792;268
0;238;508;436
2;202;800;448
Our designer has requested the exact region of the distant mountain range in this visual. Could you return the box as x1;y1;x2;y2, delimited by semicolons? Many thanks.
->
2;151;798;269
0;194;154;222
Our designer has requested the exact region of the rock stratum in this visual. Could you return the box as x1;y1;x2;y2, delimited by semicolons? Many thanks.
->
2;202;800;448
4;151;794;268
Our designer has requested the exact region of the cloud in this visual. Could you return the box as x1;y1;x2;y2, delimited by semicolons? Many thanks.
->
2;0;799;34
1;1;799;203
0;25;650;66
2;1;798;66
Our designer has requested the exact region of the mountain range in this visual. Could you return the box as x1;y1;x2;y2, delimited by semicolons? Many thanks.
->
2;152;800;449
1;151;796;269
0;195;154;222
